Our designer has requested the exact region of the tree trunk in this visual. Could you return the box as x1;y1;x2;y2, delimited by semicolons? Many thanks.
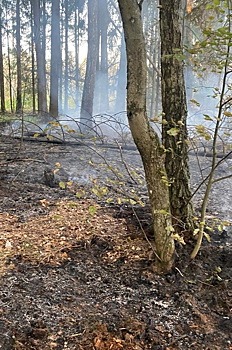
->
64;0;69;113
74;3;80;112
49;0;60;117
160;0;194;232
30;4;36;114
99;0;109;112
0;7;6;113
80;0;98;133
115;35;126;114
118;0;175;272
6;8;13;113
16;0;22;114
31;0;47;115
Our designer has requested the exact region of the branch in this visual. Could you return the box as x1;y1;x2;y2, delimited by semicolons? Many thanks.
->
115;140;138;184
212;173;232;184
189;149;232;202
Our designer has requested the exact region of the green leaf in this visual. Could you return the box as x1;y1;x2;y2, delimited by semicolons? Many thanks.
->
67;202;78;208
215;266;222;273
195;125;212;141
129;199;137;205
204;232;211;242
106;197;114;203
190;99;200;107
172;233;186;245
154;209;169;215
59;181;66;189
76;190;85;199
167;127;179;137
203;114;213;121
224;111;232;117
88;205;97;216
193;228;200;236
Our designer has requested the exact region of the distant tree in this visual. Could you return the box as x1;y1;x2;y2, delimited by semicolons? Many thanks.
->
74;0;80;111
115;34;126;114
96;0;109;113
0;6;6;113
5;1;14;112
142;0;160;118
30;2;36;113
31;0;48;115
63;0;69;112
15;0;22;113
49;0;60;117
80;0;98;132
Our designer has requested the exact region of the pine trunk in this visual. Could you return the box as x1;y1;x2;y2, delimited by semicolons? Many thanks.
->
160;0;194;232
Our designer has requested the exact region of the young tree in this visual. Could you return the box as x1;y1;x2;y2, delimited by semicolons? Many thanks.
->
160;0;194;232
117;0;175;271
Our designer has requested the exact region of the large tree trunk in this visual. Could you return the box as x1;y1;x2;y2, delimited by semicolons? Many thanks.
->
118;0;175;271
160;0;194;232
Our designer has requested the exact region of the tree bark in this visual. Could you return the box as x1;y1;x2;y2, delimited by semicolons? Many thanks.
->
118;0;175;271
160;0;194;232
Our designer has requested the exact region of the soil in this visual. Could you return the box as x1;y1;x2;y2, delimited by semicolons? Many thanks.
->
0;135;231;350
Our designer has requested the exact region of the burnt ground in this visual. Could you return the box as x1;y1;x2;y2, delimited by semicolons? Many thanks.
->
0;135;231;350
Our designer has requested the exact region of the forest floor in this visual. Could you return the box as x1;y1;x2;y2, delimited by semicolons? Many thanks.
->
0;135;231;350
